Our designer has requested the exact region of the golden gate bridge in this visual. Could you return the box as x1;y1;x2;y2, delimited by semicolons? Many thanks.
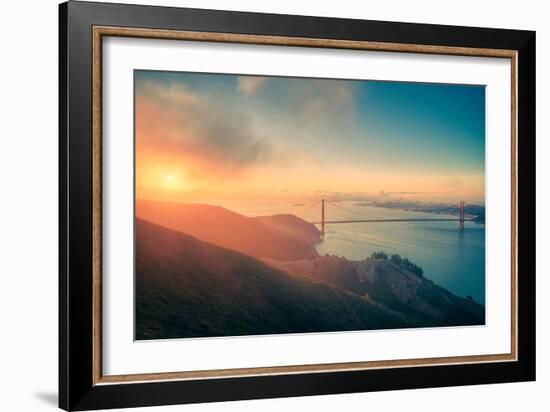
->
295;199;471;238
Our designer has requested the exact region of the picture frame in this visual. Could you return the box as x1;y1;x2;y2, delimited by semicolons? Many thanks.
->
59;1;536;410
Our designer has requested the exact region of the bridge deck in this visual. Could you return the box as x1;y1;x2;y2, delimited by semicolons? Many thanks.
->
310;218;475;224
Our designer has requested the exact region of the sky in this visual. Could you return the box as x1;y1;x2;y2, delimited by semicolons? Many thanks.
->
135;70;486;205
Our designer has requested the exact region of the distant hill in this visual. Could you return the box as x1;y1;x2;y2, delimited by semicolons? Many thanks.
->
264;254;485;327
135;218;408;340
365;200;486;223
136;200;320;261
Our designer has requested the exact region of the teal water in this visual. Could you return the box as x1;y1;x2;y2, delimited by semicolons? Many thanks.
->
216;199;485;305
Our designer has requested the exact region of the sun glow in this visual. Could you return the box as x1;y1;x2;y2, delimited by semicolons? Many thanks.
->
160;173;184;191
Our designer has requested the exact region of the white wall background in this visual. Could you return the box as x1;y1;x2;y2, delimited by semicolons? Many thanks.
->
0;0;546;411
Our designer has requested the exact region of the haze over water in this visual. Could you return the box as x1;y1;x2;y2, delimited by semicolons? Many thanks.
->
221;199;486;305
315;203;485;305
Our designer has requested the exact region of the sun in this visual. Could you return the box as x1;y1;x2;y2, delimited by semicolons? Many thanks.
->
161;174;183;191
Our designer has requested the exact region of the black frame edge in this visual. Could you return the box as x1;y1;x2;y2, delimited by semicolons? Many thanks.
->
59;2;69;410
64;1;97;409
516;31;536;381
60;1;536;410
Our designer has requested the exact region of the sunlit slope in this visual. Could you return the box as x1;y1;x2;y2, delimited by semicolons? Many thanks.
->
135;218;406;340
136;200;320;261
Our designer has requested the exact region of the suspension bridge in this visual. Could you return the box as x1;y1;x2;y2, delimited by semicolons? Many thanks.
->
294;199;472;238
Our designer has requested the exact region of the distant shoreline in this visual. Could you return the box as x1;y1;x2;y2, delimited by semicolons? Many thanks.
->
353;200;486;224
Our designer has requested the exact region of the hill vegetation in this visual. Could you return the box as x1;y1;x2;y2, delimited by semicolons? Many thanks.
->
263;251;484;328
136;199;320;261
135;202;485;340
136;218;407;340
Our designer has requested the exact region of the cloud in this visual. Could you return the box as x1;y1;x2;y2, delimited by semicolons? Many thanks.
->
237;76;267;96
136;81;275;178
135;76;361;184
262;78;360;140
288;79;357;120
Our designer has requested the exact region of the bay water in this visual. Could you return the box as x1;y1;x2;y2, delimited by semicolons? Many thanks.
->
213;199;485;305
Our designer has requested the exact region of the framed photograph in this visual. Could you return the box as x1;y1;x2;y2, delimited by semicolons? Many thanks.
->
59;1;536;410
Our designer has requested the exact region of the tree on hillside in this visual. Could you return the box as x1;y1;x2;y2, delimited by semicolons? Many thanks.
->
390;254;423;277
370;251;388;260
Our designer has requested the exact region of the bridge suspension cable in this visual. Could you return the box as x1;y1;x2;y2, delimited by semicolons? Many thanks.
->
309;199;470;233
325;200;373;220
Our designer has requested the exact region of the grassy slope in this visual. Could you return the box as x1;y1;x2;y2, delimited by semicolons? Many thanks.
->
357;259;485;326
136;218;406;340
136;200;320;261
264;256;485;327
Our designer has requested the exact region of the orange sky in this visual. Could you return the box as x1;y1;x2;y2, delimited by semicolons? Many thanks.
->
135;71;485;206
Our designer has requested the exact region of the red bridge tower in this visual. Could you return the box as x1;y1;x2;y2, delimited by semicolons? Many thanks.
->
459;201;465;231
321;198;325;238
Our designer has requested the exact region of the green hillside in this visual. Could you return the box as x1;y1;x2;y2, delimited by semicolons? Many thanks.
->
265;254;485;328
135;218;406;340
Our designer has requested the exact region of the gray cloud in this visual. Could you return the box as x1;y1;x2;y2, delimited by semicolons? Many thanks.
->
136;81;275;174
237;76;267;96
